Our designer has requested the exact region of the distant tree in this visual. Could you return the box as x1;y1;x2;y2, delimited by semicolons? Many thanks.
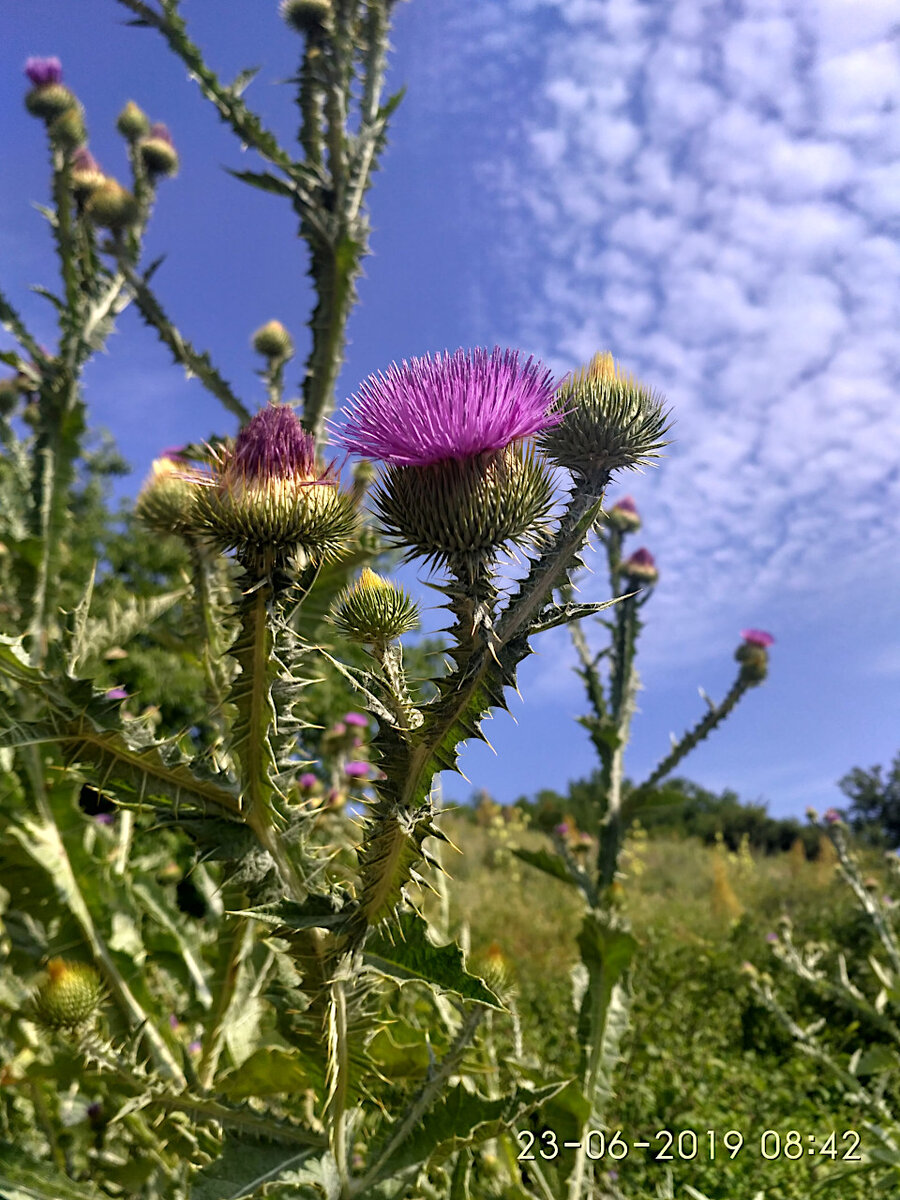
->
839;751;900;847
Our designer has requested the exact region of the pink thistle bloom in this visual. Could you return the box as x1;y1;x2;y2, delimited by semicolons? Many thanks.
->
148;122;174;144
230;405;320;485
159;444;188;461
343;712;368;727
71;147;100;173
740;629;774;647
299;773;318;789
344;761;369;778
626;548;655;569
106;688;128;700
823;808;842;825
612;495;638;513
25;57;63;87
94;813;115;826
188;1040;202;1054
554;822;570;836
765;932;779;944
336;346;559;466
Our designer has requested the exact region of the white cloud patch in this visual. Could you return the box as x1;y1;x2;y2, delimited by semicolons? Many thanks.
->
437;0;900;669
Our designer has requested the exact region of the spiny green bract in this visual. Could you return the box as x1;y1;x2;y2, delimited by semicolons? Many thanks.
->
373;441;557;573
33;959;103;1030
331;567;419;645
540;351;671;486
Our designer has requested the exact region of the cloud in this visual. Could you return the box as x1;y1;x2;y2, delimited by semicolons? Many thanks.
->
435;0;900;667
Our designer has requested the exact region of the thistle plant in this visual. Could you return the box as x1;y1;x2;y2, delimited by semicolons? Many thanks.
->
504;362;773;1198
749;815;900;1191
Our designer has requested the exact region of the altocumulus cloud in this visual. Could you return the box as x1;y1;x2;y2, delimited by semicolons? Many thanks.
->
434;0;900;667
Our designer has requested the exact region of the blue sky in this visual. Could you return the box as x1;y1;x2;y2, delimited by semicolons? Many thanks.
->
3;1;900;819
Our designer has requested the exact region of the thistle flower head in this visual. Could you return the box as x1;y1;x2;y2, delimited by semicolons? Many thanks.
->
280;0;332;34
135;454;203;537
85;178;139;231
606;493;642;533
117;100;150;140
823;808;842;825
539;351;671;488
621;546;658;585
735;627;773;683
252;319;294;361
345;761;369;779
190;405;356;566
48;103;86;150
299;773;318;790
139;122;178;177
337;347;559;467
70;147;105;199
33;959;103;1030
343;712;368;728
331;567;420;645
25;57;63;88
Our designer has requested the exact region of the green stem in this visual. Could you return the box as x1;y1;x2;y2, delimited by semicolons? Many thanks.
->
196;917;256;1088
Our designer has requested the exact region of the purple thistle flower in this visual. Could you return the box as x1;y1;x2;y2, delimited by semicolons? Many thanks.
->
159;444;188;461
106;688;128;700
168;1013;180;1029
148;122;173;144
337;347;560;466
741;628;774;647
94;813;115;826
188;1040;202;1054
344;761;369;778
823;807;842;825
554;822;570;836
71;147;100;173
626;548;655;569
343;712;368;727
765;932;779;943
228;405;319;484
25;57;63;87
299;773;318;789
612;495;638;513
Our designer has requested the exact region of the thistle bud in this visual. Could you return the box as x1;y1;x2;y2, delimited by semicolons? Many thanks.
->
33;959;102;1030
138;123;178;178
331;567;419;645
621;547;658;586
49;104;86;151
135;455;202;537
24;58;76;120
539;352;670;488
735;628;773;683
70;148;105;201
280;0;332;33
252;320;294;362
85;179;139;231
116;99;150;140
190;404;357;566
606;494;641;533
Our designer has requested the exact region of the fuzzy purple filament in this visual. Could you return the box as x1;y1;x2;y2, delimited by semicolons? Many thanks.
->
25;57;63;87
344;761;369;778
231;405;318;482
612;495;638;513
337;346;559;466
740;628;774;647
343;712;368;727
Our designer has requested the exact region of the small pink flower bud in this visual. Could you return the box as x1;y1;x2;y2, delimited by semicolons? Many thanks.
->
823;808;841;825
24;57;75;121
606;494;641;533
343;712;368;728
621;547;658;585
139;122;178;178
344;761;369;779
299;773;318;790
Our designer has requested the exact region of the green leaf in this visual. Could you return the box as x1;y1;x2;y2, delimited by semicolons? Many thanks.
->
371;1082;565;1185
230;893;347;931
225;168;297;198
512;847;576;888
366;911;503;1009
228;65;261;97
192;1141;320;1200
855;1045;896;1076
0;1142;107;1199
575;914;636;1121
219;1046;312;1099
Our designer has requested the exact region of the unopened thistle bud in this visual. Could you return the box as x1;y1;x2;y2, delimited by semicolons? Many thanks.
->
116;99;150;140
49;104;86;151
331;567;420;645
85;179;139;231
539;352;670;488
280;0;332;34
138;123;179;177
621;546;658;586
135;455;203;537
252;320;294;362
190;404;357;566
735;628;773;683
70;147;105;200
606;494;641;533
33;959;102;1030
24;57;76;120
